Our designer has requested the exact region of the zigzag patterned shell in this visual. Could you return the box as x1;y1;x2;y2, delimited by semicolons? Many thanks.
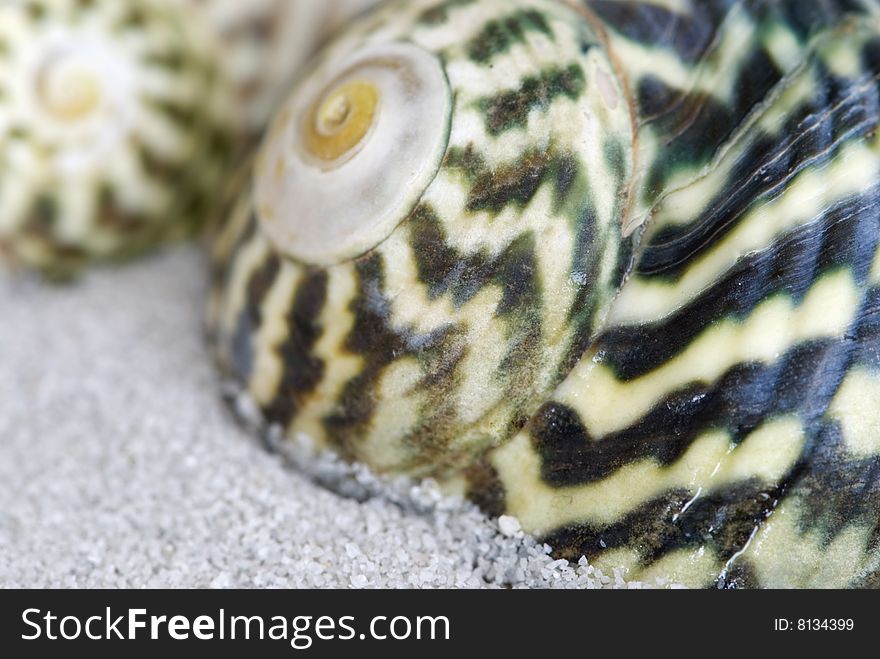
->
210;0;880;589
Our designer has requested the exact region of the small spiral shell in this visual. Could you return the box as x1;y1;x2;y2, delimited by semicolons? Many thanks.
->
0;0;236;275
0;0;382;276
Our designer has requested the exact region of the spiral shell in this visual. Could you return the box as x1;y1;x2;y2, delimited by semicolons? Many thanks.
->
211;0;880;588
0;0;235;275
0;0;379;276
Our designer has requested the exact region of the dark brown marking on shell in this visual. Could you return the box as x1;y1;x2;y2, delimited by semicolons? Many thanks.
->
263;269;329;427
544;480;783;573
210;209;259;298
24;1;47;22
465;148;578;214
479;64;586;136
118;3;147;29
495;232;541;315
853;569;880;589
635;74;686;123
405;202;546;320
464;458;507;518
323;253;459;459
466;8;553;64
716;559;762;590
406;202;496;305
94;187;148;234
442;142;488;174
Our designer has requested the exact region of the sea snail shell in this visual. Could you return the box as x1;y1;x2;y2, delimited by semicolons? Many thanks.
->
0;0;377;276
210;0;880;589
0;0;236;275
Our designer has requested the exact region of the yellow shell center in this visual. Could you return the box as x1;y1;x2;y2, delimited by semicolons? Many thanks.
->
303;79;379;162
38;59;102;122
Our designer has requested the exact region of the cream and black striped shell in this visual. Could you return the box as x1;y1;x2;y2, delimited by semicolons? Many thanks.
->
0;0;378;276
209;0;880;588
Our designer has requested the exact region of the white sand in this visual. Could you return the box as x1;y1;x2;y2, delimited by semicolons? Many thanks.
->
0;247;645;589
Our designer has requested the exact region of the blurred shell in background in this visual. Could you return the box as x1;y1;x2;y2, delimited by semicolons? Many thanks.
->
0;0;378;277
